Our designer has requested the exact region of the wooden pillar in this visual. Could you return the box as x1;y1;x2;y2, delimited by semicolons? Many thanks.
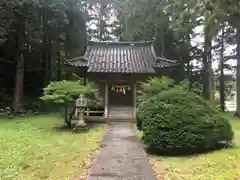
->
133;83;136;117
104;83;108;118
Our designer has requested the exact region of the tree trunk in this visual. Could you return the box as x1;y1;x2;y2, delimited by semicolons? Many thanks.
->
64;105;75;128
64;105;71;127
13;54;24;112
203;31;214;103
57;49;61;81
42;11;50;86
219;27;225;112
99;2;105;41
47;39;52;81
236;28;240;116
12;13;25;113
161;27;165;57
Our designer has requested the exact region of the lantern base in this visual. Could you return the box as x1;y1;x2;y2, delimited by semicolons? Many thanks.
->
72;111;88;133
73;120;88;133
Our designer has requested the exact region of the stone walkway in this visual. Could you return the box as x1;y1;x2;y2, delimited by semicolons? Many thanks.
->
87;122;157;180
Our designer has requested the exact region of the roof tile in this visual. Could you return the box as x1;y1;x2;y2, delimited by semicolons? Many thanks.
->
65;41;176;73
86;41;156;73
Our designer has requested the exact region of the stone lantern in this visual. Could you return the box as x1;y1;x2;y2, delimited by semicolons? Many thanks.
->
73;94;88;132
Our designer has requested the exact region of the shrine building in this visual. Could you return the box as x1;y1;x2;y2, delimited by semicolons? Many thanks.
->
65;41;176;120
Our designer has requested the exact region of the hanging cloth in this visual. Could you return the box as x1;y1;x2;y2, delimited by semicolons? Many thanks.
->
123;88;126;94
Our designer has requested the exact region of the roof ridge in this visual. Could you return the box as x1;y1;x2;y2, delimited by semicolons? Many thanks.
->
87;40;153;46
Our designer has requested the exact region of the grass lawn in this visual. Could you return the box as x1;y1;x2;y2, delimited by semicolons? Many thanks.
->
0;115;106;180
143;117;240;180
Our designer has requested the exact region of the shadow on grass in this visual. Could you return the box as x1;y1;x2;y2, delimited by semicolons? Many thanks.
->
52;122;104;133
137;134;236;157
144;141;235;158
0;112;61;120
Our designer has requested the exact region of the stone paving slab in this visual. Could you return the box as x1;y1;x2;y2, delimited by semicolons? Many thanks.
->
87;122;157;180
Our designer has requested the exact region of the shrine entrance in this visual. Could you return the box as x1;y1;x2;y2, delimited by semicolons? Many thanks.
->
108;83;133;106
65;41;176;119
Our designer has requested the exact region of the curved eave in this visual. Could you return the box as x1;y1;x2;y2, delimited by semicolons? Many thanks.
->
64;56;88;67
155;63;178;68
86;67;156;74
156;57;177;63
154;57;178;69
87;40;154;46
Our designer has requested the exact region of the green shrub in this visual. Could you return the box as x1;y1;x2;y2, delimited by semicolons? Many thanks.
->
137;76;175;103
137;76;175;130
137;88;234;155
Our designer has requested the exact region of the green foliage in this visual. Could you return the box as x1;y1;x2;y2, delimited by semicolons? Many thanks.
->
137;77;204;130
179;79;203;95
87;82;103;107
40;80;102;106
137;88;234;155
138;76;175;103
136;77;175;130
138;77;204;103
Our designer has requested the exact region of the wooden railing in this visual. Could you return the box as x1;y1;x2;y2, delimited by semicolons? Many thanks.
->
74;107;104;116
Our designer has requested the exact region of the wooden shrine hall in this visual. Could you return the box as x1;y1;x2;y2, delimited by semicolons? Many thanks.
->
65;41;176;120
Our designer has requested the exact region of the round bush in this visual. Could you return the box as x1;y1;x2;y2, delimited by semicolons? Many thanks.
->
137;88;233;155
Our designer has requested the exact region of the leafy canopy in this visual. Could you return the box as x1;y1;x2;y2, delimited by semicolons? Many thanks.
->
40;80;100;105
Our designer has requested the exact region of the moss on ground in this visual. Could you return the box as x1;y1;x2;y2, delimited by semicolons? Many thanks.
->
0;115;106;180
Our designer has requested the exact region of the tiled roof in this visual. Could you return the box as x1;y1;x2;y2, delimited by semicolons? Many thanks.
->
65;41;175;73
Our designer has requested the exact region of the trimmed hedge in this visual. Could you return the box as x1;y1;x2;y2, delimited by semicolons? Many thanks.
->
137;88;233;154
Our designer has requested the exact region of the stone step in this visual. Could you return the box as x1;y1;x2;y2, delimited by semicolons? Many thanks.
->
109;106;133;110
108;106;134;116
71;116;136;122
108;118;136;122
72;115;136;121
108;112;133;116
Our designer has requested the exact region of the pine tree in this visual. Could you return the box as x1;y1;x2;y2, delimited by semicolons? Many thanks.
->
0;0;86;111
216;0;240;115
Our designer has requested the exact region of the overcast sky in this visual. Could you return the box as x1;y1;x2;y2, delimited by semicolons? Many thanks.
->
192;25;236;76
